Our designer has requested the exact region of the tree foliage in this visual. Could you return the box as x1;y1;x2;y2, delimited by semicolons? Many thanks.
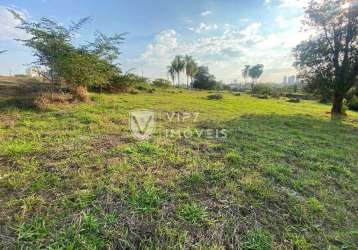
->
152;78;171;88
248;64;264;84
10;9;125;95
294;0;358;115
192;66;219;90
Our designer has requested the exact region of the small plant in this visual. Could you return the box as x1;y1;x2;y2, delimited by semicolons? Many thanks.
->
207;94;223;100
128;181;163;214
242;228;273;250
178;202;208;224
225;151;241;166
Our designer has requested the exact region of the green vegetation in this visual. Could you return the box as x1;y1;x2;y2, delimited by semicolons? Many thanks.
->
0;83;357;249
294;0;358;115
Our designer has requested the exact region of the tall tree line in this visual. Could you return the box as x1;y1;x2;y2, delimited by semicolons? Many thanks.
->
167;55;198;88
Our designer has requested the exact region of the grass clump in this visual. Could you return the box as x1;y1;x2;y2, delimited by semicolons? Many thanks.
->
242;228;273;250
128;180;163;214
178;202;208;224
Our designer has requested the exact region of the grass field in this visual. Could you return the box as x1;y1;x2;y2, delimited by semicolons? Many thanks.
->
0;82;358;249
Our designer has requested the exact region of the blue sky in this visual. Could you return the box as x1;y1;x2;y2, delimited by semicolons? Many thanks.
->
0;0;311;83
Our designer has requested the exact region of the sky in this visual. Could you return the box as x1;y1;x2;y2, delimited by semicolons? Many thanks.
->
0;0;312;83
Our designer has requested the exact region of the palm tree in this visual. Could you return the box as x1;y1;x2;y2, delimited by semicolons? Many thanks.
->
242;65;250;85
172;55;185;87
188;60;198;89
184;55;199;89
248;64;264;90
167;65;175;86
184;55;193;89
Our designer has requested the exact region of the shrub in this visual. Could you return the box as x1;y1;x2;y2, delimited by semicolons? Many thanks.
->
130;89;139;95
152;78;171;88
288;98;300;103
252;84;272;95
252;94;269;99
233;92;241;96
136;85;148;91
71;85;90;103
207;94;223;100
348;96;358;111
107;74;132;92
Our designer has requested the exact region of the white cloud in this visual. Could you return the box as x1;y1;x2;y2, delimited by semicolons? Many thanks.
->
124;17;311;83
0;6;29;41
278;0;310;8
201;10;212;16
189;22;218;33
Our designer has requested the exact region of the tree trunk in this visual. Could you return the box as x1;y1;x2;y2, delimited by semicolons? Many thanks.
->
186;75;189;89
177;73;180;88
331;93;344;116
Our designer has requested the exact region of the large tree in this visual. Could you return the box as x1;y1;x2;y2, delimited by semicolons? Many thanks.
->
167;65;175;86
294;0;358;115
192;66;218;90
248;64;264;90
171;55;185;87
242;65;250;84
184;55;198;89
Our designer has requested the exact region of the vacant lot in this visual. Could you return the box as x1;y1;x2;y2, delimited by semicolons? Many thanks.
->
0;78;357;249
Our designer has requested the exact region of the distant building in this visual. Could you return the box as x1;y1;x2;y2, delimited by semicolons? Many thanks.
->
26;67;41;78
288;75;296;85
283;75;299;85
283;76;288;85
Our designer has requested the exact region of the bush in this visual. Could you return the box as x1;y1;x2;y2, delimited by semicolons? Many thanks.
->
207;94;223;100
348;96;358;111
287;98;300;103
233;92;241;96
252;94;269;99
252;84;272;95
130;89;139;95
152;78;171;88
106;75;132;92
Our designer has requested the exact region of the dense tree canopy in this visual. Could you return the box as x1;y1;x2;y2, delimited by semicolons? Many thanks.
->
294;0;358;115
192;66;219;90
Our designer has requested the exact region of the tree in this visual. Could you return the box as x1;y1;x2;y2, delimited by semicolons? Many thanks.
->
55;48;118;100
242;65;250;84
192;66;219;90
248;64;264;90
10;9;125;99
294;0;358;115
167;65;175;86
184;55;198;89
171;55;185;87
10;8;91;86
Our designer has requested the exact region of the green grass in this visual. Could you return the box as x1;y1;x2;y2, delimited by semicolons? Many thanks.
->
0;88;358;249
